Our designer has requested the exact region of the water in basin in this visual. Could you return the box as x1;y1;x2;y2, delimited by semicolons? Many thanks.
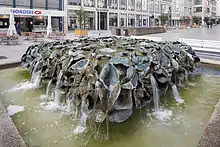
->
0;66;220;147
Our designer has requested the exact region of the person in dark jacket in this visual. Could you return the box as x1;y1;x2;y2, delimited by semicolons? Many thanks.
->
16;22;21;35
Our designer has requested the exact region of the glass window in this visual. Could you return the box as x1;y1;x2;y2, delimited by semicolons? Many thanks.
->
109;0;117;9
128;0;134;10
16;0;30;7
128;14;135;26
142;0;148;12
136;14;142;26
98;0;107;8
0;0;13;6
48;0;59;9
120;13;126;27
194;0;202;5
33;0;45;8
84;0;95;7
149;0;154;13
109;13;117;26
119;0;126;10
68;0;81;5
155;1;159;13
136;0;142;11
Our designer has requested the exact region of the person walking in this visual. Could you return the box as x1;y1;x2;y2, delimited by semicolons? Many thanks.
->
16;22;21;35
210;21;213;28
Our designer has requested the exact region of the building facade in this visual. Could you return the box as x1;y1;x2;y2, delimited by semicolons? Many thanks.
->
217;0;220;17
67;0;164;31
0;0;217;33
184;0;192;24
0;0;65;32
192;0;217;25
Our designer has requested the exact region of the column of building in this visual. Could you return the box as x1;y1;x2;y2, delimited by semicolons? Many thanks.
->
63;0;68;33
202;0;205;26
117;0;120;27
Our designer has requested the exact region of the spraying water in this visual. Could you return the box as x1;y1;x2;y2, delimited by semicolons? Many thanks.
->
172;85;184;104
150;74;160;110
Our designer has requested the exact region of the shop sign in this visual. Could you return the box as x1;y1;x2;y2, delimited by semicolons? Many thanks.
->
11;9;42;15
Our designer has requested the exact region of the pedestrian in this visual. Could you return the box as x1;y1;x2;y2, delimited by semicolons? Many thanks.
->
206;21;209;28
210;21;213;28
16;22;21;35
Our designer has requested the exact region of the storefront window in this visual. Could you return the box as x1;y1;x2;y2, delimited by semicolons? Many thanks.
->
68;0;81;5
33;0;46;9
109;13;117;27
136;14;142;26
87;12;95;29
0;0;13;6
48;0;59;9
16;0;30;8
120;13;126;27
128;14;135;27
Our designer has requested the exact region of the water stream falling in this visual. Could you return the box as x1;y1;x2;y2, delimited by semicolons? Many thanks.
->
150;74;174;121
4;61;41;93
46;80;53;98
74;100;89;134
150;74;160;110
172;85;184;104
184;68;188;81
54;70;63;105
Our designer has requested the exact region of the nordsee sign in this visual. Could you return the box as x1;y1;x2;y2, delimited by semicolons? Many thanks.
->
11;9;42;15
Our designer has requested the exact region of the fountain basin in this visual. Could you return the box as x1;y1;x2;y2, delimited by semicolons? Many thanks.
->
0;65;220;147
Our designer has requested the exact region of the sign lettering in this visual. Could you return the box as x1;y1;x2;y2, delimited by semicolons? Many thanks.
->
11;9;42;15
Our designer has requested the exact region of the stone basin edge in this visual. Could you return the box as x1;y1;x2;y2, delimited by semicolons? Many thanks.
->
0;99;26;147
197;100;220;147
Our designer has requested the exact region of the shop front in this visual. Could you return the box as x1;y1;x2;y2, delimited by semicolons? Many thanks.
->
0;7;65;33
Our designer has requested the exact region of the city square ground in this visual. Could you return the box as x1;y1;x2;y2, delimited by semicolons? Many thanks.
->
0;27;220;67
147;26;220;41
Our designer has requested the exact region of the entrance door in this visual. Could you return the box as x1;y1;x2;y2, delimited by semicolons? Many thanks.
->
15;17;33;32
98;12;107;30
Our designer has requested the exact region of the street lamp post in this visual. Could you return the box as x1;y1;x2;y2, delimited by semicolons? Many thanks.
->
98;0;103;36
